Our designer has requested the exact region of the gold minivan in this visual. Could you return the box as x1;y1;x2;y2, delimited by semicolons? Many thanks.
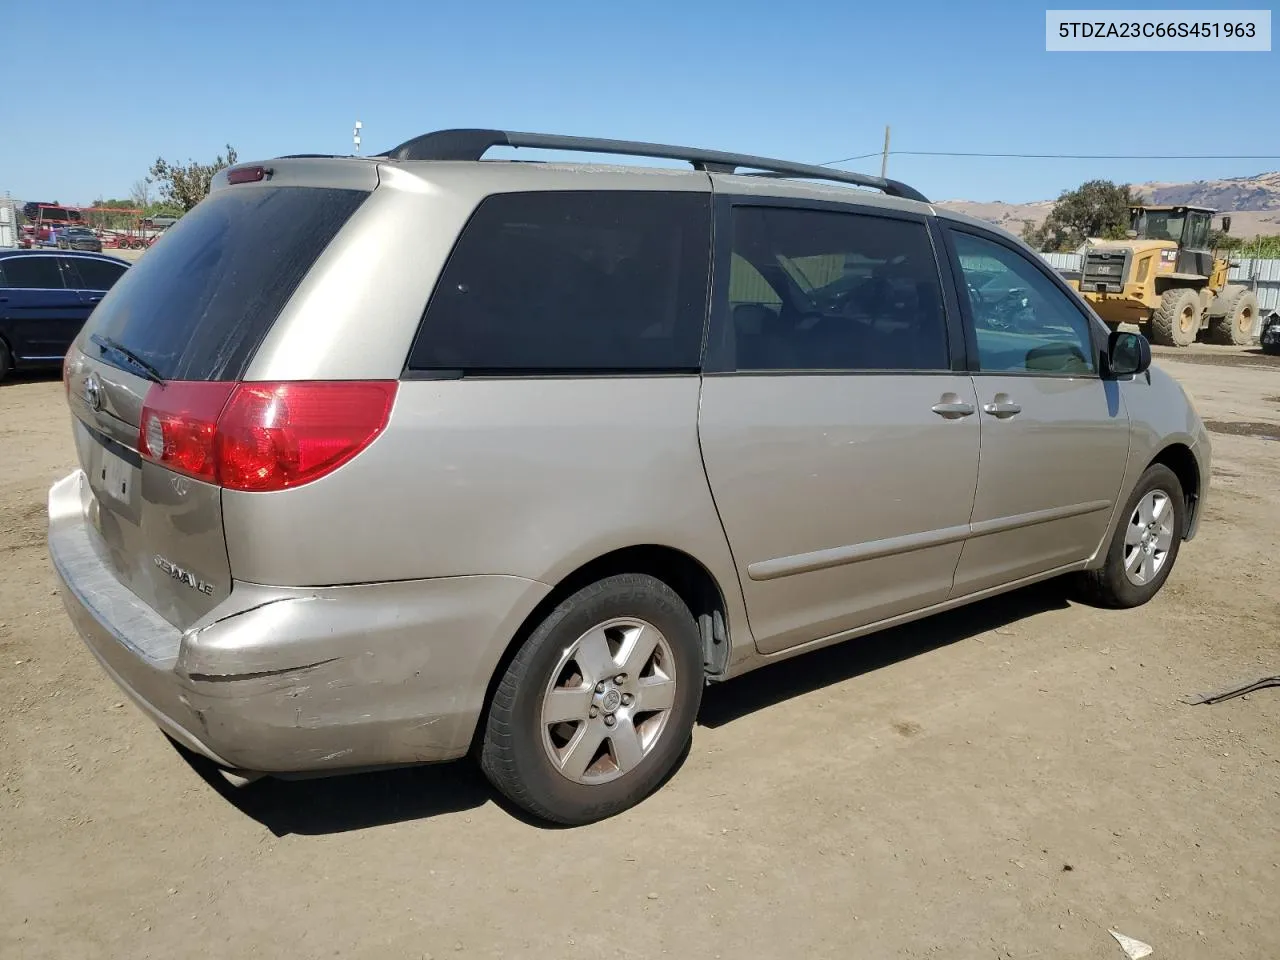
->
49;129;1210;824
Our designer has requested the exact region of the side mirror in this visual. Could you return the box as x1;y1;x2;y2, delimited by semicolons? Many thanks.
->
1221;215;1232;233
1125;229;1138;239
1108;330;1151;377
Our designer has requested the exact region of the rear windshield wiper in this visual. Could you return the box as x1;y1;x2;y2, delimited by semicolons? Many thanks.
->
89;334;166;385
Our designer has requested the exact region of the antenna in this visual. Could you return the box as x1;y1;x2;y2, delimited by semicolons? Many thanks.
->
353;120;363;157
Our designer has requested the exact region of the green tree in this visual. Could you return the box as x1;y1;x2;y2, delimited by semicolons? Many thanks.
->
144;202;184;220
1214;233;1280;258
148;144;238;211
1023;180;1144;252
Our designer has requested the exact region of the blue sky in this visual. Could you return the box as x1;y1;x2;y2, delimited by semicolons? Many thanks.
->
1;0;1275;205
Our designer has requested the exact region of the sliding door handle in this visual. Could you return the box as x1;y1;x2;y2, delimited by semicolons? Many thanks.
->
931;400;975;419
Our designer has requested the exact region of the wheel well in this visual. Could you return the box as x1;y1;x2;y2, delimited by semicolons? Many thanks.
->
1151;443;1199;537
1154;279;1206;296
470;546;732;753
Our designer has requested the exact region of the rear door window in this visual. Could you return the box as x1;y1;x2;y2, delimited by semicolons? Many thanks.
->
727;206;950;372
66;258;128;291
82;186;368;381
407;191;712;374
0;256;67;289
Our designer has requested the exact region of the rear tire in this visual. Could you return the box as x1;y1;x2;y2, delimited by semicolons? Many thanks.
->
1075;463;1186;609
1150;289;1201;347
480;574;704;825
1208;287;1259;346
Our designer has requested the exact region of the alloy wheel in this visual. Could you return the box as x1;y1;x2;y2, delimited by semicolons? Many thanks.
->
540;617;678;785
1124;490;1174;586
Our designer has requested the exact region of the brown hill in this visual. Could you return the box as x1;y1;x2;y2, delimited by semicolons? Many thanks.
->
938;171;1280;238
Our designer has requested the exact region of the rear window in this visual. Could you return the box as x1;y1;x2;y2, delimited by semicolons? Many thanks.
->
69;258;128;291
407;191;711;374
83;186;368;381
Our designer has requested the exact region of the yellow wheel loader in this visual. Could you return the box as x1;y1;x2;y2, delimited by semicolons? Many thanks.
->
1067;205;1258;347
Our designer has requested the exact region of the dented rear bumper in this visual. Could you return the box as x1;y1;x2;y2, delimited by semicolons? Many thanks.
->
48;470;550;774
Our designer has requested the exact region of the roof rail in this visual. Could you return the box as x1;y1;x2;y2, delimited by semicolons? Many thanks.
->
376;128;929;203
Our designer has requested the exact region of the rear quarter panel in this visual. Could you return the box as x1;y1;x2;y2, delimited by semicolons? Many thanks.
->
219;377;752;660
222;161;754;665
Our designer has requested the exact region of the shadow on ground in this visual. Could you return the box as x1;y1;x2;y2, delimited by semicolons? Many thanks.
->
699;580;1069;728
1151;346;1280;369
179;581;1070;835
174;743;495;837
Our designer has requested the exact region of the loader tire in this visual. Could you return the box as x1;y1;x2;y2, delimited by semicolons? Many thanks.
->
1150;288;1201;347
1208;287;1259;346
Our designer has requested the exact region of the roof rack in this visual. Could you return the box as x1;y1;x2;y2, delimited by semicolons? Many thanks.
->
375;128;929;203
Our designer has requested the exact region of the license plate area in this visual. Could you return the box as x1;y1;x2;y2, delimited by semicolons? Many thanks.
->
77;418;142;522
99;448;132;503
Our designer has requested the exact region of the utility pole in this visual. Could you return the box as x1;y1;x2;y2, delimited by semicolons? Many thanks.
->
880;125;891;178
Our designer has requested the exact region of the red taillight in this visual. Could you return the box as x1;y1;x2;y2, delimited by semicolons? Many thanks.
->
138;381;396;492
139;382;236;482
216;382;397;491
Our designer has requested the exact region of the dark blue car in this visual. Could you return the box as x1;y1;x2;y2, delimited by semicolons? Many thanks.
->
0;250;130;381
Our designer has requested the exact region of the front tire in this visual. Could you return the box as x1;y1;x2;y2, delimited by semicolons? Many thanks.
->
1075;464;1186;608
1150;289;1201;347
480;574;704;825
0;340;12;382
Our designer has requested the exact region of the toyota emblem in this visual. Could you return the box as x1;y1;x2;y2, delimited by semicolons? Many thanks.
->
84;373;103;411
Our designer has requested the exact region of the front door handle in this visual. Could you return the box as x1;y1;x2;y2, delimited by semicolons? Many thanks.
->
86;296;102;303
983;396;1022;418
936;399;972;419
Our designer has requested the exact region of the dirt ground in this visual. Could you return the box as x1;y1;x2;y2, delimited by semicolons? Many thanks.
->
2;346;1277;960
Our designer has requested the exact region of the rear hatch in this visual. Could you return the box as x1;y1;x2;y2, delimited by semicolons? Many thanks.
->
65;174;372;630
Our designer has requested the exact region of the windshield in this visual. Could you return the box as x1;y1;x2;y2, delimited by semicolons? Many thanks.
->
1133;209;1186;243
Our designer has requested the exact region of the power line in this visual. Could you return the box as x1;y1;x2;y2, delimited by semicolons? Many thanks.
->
818;152;882;166
901;150;1280;160
819;149;1280;166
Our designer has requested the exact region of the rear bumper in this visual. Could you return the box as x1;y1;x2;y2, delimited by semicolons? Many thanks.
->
48;470;550;774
